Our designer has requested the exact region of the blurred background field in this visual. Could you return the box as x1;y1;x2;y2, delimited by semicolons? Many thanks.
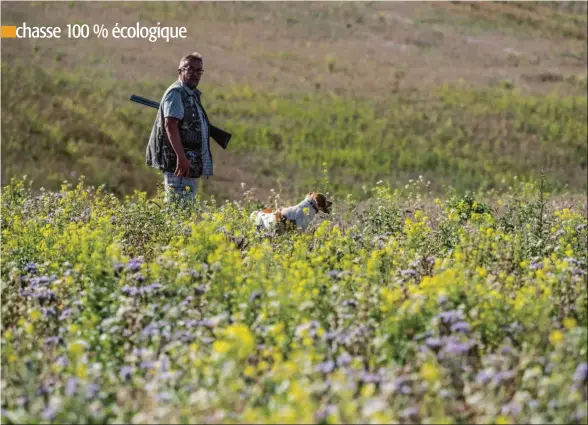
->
1;1;587;203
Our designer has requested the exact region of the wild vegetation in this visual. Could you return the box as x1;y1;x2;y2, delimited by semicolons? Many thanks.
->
1;175;587;423
1;2;587;423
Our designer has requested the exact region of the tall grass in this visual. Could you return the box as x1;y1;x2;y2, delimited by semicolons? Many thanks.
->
2;62;586;201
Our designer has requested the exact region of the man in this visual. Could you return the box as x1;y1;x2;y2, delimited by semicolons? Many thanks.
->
145;52;213;208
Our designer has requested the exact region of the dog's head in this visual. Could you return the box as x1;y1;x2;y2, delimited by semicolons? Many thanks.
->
308;192;332;214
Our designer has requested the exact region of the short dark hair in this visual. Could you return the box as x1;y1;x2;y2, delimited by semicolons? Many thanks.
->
179;52;203;69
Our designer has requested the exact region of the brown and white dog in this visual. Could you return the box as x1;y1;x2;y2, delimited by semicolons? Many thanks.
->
250;192;332;231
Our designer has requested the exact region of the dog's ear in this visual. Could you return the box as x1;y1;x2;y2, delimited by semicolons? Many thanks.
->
315;193;332;213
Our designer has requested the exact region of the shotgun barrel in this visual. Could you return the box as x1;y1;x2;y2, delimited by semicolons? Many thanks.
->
129;94;231;149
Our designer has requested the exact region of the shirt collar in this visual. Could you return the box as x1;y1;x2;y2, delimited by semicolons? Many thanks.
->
179;80;201;97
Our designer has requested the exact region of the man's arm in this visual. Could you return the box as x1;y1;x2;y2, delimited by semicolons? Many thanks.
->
162;90;190;177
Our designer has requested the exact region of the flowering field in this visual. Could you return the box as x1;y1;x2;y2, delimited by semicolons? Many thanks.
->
1;176;587;424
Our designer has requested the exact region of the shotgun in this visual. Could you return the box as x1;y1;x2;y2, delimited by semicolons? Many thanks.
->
129;94;231;150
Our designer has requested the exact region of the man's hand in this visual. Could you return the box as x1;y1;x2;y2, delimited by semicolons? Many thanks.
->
175;154;191;177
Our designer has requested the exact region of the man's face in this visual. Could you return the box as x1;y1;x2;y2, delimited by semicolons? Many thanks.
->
179;58;203;89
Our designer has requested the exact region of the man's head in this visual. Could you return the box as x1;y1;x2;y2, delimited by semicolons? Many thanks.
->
178;52;204;89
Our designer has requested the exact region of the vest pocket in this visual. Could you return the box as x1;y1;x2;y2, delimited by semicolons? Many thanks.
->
185;149;203;178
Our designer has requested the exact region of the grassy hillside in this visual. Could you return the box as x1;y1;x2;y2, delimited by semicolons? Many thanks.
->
1;1;587;203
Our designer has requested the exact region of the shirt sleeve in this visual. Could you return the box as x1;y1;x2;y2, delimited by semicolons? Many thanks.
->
162;89;184;119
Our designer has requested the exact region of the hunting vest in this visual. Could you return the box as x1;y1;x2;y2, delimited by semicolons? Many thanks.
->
145;80;210;178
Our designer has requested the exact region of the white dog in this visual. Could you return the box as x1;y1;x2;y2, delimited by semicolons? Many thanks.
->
250;192;332;231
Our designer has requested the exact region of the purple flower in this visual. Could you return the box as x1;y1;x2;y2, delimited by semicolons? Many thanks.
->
508;322;523;333
499;345;514;355
134;273;145;283
530;261;543;270
399;406;420;418
360;372;381;384
400;269;417;278
24;262;38;275
574;363;588;383
44;336;61;346
140;360;155;370
43;405;58;421
141;324;159;338
342;299;358;308
65;378;78;397
439;389;452;399
553;229;565;238
30;275;57;288
451;321;471;333
199;318;216;329
59;309;73;321
425;337;442;350
156;391;173;402
328;270;342;279
120;366;133;381
126;258;143;272
442;338;474;355
85;383;99;400
20;287;57;302
55;356;69;368
392;375;412;394
336;352;352;367
475;370;493;385
121;285;138;296
492;370;515;386
249;291;262;302
314;360;335;374
437;310;463;324
315;404;337;423
42;307;57;318
324;330;342;342
501;401;521;418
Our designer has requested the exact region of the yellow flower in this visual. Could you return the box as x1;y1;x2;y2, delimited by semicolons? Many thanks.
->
212;340;231;354
495;415;512;425
420;362;440;383
244;365;256;377
75;363;88;379
30;309;41;322
68;340;87;358
563;318;577;329
549;330;564;346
